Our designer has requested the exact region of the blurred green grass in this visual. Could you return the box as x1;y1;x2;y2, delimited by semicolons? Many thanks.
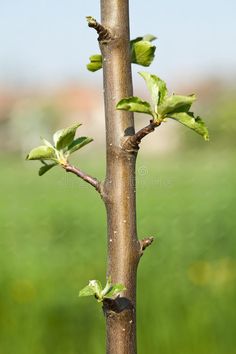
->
0;151;236;354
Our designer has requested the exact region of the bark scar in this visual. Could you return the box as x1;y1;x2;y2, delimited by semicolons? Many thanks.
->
103;297;134;315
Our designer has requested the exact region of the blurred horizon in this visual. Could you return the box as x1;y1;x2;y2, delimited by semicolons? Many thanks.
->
0;74;235;156
1;0;236;88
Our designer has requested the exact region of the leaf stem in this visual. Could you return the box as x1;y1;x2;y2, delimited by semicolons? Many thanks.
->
122;120;161;152
62;163;101;193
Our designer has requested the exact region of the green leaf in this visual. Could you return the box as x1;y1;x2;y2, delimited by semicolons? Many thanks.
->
103;284;126;299
41;138;54;148
38;163;57;176
87;35;157;72
130;34;156;46
79;284;96;297
79;280;103;299
168;111;209;140
79;280;102;298
53;123;81;150
131;40;156;67
158;94;196;116
88;280;103;297
67;137;93;154
116;96;153;116
139;72;167;108
87;54;103;72
79;278;126;302
26;146;56;160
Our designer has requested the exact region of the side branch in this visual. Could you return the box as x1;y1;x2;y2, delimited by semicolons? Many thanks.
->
86;16;112;42
140;237;154;256
122;120;161;152
62;163;101;193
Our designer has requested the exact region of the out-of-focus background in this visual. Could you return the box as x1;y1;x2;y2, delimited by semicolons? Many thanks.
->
0;1;236;354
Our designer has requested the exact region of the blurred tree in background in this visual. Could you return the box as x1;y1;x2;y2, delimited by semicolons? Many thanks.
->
0;77;236;352
0;0;236;350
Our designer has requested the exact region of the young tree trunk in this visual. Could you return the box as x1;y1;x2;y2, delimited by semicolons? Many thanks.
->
100;1;140;353
85;1;153;352
27;1;208;352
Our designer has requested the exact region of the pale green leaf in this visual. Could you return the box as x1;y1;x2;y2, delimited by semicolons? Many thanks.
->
131;40;156;67
139;72;167;108
41;138;54;148
130;34;156;46
53;123;81;150
79;284;96;297
159;94;196;116
103;284;126;299
26;146;56;161
67;137;93;154
88;280;103;297
116;96;153;116
87;54;103;72
142;34;157;42
168;111;209;140
79;280;103;298
38;163;57;176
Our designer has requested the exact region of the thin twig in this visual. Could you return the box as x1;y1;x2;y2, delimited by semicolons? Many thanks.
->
122;120;161;152
62;163;101;193
86;16;112;42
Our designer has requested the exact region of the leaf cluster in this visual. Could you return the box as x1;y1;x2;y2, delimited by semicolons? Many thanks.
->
87;34;156;72
79;277;126;303
26;123;93;175
116;72;209;140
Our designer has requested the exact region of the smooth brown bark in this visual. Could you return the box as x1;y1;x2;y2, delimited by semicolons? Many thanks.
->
99;1;140;353
87;1;154;353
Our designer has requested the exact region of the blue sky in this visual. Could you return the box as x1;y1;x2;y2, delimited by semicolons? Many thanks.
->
0;0;235;87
